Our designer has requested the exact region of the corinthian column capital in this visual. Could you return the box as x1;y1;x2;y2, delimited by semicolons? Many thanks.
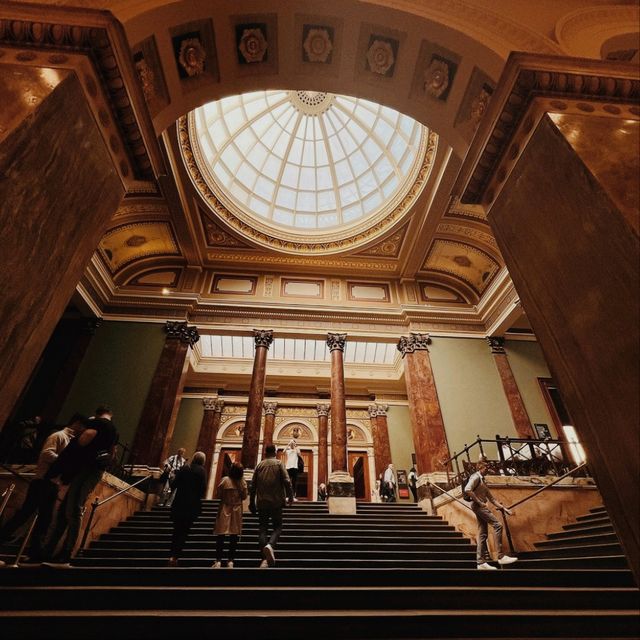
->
487;336;506;354
253;328;274;349
316;404;330;417
165;321;200;347
368;404;378;418
263;401;278;416
376;404;389;417
202;396;218;411
327;332;347;352
397;332;431;356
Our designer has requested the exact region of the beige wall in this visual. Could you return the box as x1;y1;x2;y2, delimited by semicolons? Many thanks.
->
428;337;514;461
505;339;555;436
387;404;414;475
170;397;204;459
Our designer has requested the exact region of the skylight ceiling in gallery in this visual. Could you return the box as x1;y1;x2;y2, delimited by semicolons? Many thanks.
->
189;90;429;235
199;335;398;365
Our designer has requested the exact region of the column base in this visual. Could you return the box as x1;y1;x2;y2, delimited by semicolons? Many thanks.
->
327;471;356;514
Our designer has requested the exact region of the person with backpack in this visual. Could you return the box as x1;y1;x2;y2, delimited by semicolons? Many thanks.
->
212;461;247;568
249;444;293;567
464;455;518;570
43;405;118;565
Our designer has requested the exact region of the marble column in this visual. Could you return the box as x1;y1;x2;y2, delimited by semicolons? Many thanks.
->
327;332;355;514
261;401;278;458
487;337;534;438
0;69;125;428
317;404;330;487
375;404;393;476
130;322;199;467
398;333;450;480
455;56;639;577
197;398;224;498
40;318;102;425
241;329;273;472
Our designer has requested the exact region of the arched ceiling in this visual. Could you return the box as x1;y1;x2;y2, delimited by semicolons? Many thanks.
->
8;0;631;334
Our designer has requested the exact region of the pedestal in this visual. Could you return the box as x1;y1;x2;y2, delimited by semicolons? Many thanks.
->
327;470;356;515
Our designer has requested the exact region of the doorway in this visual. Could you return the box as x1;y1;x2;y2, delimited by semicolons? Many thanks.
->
214;448;241;488
348;451;370;501
278;448;314;500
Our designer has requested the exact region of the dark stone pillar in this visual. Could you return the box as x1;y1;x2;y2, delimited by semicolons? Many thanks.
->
261;401;278;458
0;68;124;428
487;337;534;438
326;332;355;513
197;398;223;462
40;319;102;425
369;403;392;478
398;333;450;474
317;404;329;487
241;329;273;471
456;55;639;577
130;322;199;467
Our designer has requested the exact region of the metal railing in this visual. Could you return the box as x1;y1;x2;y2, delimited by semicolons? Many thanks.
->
0;483;16;521
441;435;583;492
77;474;150;554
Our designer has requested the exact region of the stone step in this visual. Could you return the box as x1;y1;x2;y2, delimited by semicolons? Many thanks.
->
1;585;636;612
547;524;615;539
535;532;619;549
1;608;637;639
563;517;612;531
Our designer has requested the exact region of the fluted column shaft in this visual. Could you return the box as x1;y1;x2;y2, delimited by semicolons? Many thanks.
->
327;333;348;473
398;333;450;473
317;404;330;486
131;322;199;466
261;402;278;458
487;337;534;438
241;329;273;470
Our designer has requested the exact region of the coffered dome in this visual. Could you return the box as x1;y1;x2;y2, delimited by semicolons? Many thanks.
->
184;90;436;254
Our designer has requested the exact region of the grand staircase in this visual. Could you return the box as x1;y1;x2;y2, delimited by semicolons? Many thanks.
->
0;501;637;639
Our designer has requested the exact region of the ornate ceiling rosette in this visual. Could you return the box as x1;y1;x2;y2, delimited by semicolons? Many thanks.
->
179;90;437;255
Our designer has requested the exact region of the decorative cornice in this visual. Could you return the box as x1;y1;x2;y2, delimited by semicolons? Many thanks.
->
327;332;347;352
487;336;506;354
165;321;200;347
179;115;438;255
316;404;330;417
0;9;157;182
263;401;278;415
457;53;640;206
253;328;274;349
397;332;431;356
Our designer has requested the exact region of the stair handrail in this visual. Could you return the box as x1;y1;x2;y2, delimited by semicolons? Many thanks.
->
0;462;33;484
0;483;16;521
427;481;474;511
77;474;150;554
505;461;589;511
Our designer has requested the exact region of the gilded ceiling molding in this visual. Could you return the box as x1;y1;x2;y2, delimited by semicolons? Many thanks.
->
436;221;501;257
204;252;399;272
355;223;410;259
0;6;161;183
178;116;438;255
457;53;640;206
361;0;562;56
112;202;171;220
555;6;640;59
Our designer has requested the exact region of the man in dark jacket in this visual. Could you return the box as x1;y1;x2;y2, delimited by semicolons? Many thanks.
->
249;444;293;567
169;451;207;566
43;405;118;565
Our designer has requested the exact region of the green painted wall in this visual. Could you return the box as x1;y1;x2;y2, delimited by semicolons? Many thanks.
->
505;339;555;436
428;336;515;462
387;404;414;474
170;397;204;458
58;321;165;448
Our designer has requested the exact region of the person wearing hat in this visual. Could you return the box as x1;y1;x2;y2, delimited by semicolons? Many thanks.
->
465;455;519;570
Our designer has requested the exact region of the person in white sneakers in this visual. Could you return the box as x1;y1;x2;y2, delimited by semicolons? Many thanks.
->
465;455;518;570
283;439;300;501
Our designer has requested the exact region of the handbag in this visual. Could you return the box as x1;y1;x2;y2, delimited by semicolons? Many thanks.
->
297;454;305;473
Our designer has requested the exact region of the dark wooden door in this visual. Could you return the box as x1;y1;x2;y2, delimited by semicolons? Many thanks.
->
348;452;370;501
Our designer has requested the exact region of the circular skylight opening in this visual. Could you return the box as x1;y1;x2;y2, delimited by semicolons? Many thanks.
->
184;90;436;253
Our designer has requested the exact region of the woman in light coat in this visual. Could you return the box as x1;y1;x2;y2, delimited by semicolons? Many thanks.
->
212;461;247;568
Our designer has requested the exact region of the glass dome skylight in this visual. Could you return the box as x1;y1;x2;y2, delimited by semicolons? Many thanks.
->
188;90;429;236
